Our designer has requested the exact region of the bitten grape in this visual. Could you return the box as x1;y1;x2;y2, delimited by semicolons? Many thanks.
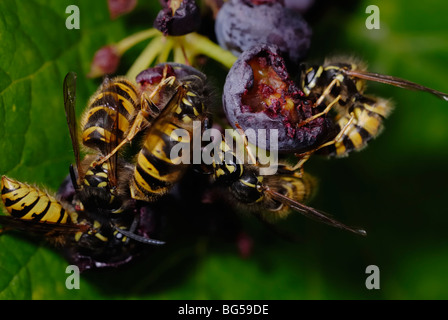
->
223;44;335;152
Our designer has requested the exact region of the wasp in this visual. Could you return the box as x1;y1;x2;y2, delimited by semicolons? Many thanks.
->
293;57;448;165
93;63;211;202
205;130;366;236
0;72;165;271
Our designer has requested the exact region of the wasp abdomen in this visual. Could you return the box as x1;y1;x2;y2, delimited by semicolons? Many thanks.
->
131;122;188;200
1;176;69;224
321;95;393;156
81;78;140;153
130;82;207;202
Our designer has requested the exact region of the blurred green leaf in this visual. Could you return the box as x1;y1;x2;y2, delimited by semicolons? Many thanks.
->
0;0;448;300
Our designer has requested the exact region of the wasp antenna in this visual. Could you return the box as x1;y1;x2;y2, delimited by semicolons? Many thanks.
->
113;225;166;245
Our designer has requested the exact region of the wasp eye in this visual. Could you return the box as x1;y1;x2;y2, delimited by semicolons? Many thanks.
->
305;68;316;86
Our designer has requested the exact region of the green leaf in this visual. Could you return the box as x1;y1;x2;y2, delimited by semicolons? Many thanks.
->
1;0;448;300
0;0;128;299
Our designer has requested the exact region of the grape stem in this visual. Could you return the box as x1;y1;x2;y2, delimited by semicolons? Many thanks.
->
122;28;237;79
116;28;161;54
126;35;165;80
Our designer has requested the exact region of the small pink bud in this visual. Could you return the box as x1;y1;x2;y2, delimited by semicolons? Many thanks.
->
237;232;253;259
88;45;120;78
108;0;138;19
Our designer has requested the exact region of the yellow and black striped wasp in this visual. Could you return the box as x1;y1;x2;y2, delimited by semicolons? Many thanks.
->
0;72;165;270
92;63;211;202
204;130;366;236
293;57;448;167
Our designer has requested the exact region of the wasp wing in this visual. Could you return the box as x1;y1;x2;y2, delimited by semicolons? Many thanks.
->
344;69;448;101
0;215;87;235
265;188;367;236
63;72;81;179
103;78;120;188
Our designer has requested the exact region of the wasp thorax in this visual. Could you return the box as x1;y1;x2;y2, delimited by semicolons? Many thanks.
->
230;171;264;204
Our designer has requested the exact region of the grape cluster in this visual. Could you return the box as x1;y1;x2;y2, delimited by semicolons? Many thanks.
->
154;0;201;36
78;0;379;256
215;0;312;63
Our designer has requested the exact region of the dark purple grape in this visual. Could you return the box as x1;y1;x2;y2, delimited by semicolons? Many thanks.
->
223;44;335;153
284;0;314;13
136;62;206;86
154;0;201;36
214;0;312;63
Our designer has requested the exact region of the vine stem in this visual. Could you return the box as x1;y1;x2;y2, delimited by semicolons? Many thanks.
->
124;30;237;79
126;35;165;80
116;28;161;54
184;33;237;69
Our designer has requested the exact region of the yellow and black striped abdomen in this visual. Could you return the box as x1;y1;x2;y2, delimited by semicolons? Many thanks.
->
280;174;315;204
1;176;70;224
130;83;207;201
131;121;189;201
322;95;393;157
81;78;140;153
263;172;316;219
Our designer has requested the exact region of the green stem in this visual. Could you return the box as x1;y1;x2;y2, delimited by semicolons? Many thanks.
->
173;41;188;65
116;28;162;55
126;35;164;80
184;33;237;69
157;37;174;64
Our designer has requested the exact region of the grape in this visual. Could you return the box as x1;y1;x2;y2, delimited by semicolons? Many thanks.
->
284;0;314;13
214;0;312;63
136;63;206;87
223;44;335;153
154;0;201;36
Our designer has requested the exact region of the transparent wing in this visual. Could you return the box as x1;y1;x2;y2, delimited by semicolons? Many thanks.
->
344;69;448;101
63;72;81;177
265;187;367;236
103;78;120;187
0;215;87;235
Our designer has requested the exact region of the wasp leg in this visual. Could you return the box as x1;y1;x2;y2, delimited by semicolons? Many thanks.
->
140;92;162;119
298;94;341;127
93;112;150;167
92;73;178;168
140;74;177;118
314;77;340;106
234;122;258;165
290;112;356;172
